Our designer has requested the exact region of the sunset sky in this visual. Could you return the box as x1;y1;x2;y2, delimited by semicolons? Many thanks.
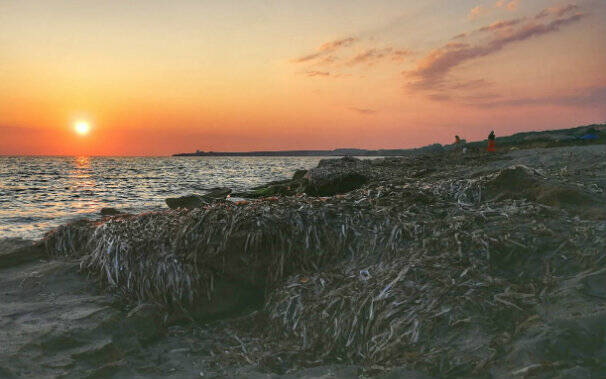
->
1;0;605;155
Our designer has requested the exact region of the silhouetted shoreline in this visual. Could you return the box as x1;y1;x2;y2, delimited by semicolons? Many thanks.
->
173;123;605;156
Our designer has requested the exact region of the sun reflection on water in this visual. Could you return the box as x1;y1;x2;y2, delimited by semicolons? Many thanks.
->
68;156;98;212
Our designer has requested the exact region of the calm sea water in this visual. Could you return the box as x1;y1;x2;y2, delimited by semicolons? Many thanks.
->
0;156;332;240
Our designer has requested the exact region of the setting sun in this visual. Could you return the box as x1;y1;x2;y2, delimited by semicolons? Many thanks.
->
74;121;91;136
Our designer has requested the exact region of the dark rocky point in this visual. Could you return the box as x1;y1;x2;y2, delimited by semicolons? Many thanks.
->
100;207;122;216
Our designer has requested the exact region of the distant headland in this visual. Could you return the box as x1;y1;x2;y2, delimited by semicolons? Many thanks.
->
173;124;605;156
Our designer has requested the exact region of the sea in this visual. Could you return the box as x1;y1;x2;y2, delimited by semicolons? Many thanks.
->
0;156;333;240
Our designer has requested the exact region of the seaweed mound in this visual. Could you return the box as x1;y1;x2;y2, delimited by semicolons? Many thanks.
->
42;196;405;318
38;150;606;377
483;165;606;217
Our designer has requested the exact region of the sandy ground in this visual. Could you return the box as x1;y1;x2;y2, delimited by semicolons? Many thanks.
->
0;145;605;378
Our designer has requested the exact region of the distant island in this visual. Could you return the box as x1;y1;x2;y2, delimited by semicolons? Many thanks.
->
174;147;441;157
173;124;605;156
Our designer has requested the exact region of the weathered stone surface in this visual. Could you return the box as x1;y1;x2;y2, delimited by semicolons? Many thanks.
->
166;188;232;209
304;157;369;196
205;187;232;199
292;169;307;180
165;194;208;209
0;240;44;269
379;368;435;379
100;207;122;216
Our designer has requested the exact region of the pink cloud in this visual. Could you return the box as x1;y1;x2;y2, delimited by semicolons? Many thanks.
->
477;18;524;32
349;107;378;115
305;70;331;77
293;37;358;63
496;0;520;11
346;48;411;66
535;4;579;19
468;5;486;20
407;11;586;92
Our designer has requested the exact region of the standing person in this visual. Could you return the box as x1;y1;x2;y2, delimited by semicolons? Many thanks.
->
487;130;496;152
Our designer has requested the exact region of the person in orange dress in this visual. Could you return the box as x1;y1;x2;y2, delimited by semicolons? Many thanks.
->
487;130;496;152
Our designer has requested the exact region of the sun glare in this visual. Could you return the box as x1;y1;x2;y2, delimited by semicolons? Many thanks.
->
74;121;91;135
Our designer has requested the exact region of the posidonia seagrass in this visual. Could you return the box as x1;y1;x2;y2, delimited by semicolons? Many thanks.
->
40;151;606;376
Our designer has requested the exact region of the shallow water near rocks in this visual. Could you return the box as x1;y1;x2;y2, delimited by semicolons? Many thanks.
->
0;156;333;239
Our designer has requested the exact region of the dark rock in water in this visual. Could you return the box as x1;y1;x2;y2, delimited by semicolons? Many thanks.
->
234;176;307;198
100;207;122;216
165;194;208;209
292;169;307;180
317;155;361;168
204;187;232;199
166;188;232;209
305;171;367;196
304;157;369;196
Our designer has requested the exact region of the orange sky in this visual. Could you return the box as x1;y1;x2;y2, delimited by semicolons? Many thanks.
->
1;0;605;155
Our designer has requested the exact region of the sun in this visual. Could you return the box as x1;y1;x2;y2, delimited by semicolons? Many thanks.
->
74;121;91;135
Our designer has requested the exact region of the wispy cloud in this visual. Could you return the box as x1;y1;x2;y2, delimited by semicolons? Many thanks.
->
469;0;521;20
349;107;378;115
347;48;393;66
293;38;411;79
305;70;331;77
495;0;520;11
477;18;524;32
449;79;491;90
407;9;586;92
346;48;412;66
391;49;412;61
535;3;579;19
292;37;357;63
468;5;487;20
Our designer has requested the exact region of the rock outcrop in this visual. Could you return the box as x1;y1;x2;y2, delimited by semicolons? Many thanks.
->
100;207;123;216
165;187;232;209
304;157;369;196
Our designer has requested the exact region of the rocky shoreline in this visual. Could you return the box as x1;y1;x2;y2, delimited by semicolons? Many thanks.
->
1;145;605;378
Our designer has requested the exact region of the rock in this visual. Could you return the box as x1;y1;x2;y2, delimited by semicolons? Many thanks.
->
235;177;306;199
292;169;307;180
204;187;232;199
553;366;592;379
126;303;164;344
305;171;367;196
379;367;435;379
304;157;369;196
166;188;232;209
100;207;122;216
165;194;208;209
580;269;606;299
0;241;45;269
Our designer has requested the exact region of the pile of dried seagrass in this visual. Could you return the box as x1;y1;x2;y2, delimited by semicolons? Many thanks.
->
40;152;606;376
